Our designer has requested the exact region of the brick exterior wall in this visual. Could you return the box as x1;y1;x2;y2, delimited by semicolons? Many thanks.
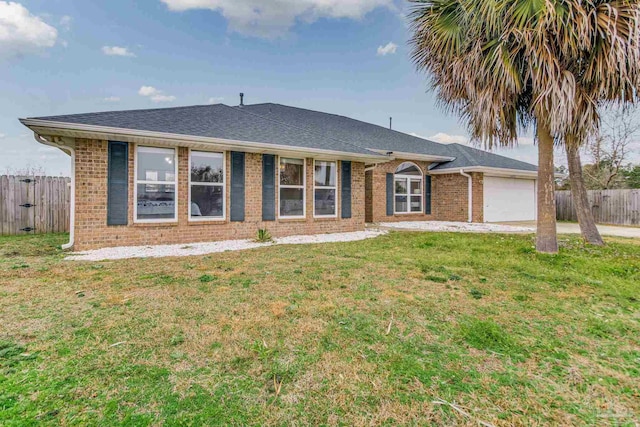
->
366;159;436;223
73;139;366;250
432;172;484;223
471;173;484;223
364;158;485;223
365;170;374;223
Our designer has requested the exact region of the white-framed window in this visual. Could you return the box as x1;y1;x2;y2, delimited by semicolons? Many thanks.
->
314;160;337;218
134;146;178;222
279;157;305;218
394;162;423;214
189;150;225;221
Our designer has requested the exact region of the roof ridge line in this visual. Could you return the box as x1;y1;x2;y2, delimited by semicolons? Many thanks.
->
232;105;384;158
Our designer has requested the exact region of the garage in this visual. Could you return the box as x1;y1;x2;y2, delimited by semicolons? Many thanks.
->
483;176;536;222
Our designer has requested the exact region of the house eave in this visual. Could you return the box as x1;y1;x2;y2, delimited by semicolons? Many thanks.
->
20;119;390;163
429;166;540;179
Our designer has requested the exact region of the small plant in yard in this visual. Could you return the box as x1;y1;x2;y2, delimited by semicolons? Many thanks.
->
469;288;483;299
170;333;185;346
256;229;272;243
198;274;216;283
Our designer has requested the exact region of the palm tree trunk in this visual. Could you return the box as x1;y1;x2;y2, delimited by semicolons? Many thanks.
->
536;123;559;253
565;139;604;246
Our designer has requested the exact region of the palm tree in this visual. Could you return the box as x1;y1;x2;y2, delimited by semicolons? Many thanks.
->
565;138;605;246
560;1;640;246
409;0;640;253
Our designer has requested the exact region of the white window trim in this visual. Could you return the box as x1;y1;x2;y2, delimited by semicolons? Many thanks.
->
188;149;226;222
134;145;179;224
394;163;424;215
278;156;306;219
313;159;338;218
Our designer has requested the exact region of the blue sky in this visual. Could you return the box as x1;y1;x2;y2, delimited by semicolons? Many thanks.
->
0;0;592;176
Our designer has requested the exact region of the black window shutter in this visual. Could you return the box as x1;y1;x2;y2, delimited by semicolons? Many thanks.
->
107;141;129;226
341;161;352;219
425;175;432;215
230;152;245;222
262;154;276;221
386;173;394;216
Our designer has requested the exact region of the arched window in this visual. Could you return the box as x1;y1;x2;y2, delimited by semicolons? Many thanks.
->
394;162;423;214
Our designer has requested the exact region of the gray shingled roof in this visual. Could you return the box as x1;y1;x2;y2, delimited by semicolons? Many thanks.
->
29;104;380;157
243;103;454;158
430;144;538;172
28;102;538;172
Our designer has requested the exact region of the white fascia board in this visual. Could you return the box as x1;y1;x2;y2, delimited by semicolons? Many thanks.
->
368;149;455;162
20;119;390;164
429;166;539;179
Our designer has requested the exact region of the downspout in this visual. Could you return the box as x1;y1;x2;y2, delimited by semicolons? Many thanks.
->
460;169;473;223
34;133;76;250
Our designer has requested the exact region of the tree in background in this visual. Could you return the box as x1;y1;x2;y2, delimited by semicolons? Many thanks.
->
583;107;639;190
4;164;47;176
623;165;640;188
409;0;640;253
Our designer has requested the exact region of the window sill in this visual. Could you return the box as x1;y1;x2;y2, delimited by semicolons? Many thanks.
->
188;218;227;225
278;217;307;222
132;221;179;227
313;216;339;221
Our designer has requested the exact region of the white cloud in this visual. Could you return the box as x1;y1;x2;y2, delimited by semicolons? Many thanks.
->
376;42;397;56
138;86;159;97
208;97;224;104
0;133;6;139
0;2;58;59
160;0;394;38
59;15;72;31
103;96;120;102
428;132;469;144
102;46;136;57
139;86;176;103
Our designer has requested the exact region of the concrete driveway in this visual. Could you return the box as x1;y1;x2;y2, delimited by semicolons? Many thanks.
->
502;221;640;239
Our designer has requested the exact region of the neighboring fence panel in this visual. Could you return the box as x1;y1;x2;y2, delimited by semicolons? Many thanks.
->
0;176;71;235
556;189;640;226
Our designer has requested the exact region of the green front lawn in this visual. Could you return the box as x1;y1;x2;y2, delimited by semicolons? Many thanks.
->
0;232;638;426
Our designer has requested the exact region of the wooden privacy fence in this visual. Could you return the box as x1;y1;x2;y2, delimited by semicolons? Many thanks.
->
0;176;71;235
556;189;640;226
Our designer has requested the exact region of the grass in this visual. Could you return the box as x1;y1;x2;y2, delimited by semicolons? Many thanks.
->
0;232;639;426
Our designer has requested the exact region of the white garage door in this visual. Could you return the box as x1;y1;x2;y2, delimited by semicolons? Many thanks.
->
483;177;536;222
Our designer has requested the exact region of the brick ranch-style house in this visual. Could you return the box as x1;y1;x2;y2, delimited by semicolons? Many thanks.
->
20;102;539;251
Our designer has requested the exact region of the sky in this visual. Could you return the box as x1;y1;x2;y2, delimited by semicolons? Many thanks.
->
0;0;636;176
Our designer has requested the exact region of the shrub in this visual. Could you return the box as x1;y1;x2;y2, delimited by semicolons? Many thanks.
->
256;229;272;243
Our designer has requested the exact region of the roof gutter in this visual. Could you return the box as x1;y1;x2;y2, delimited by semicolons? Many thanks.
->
459;169;473;223
33;133;75;250
430;166;541;178
20;118;390;164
